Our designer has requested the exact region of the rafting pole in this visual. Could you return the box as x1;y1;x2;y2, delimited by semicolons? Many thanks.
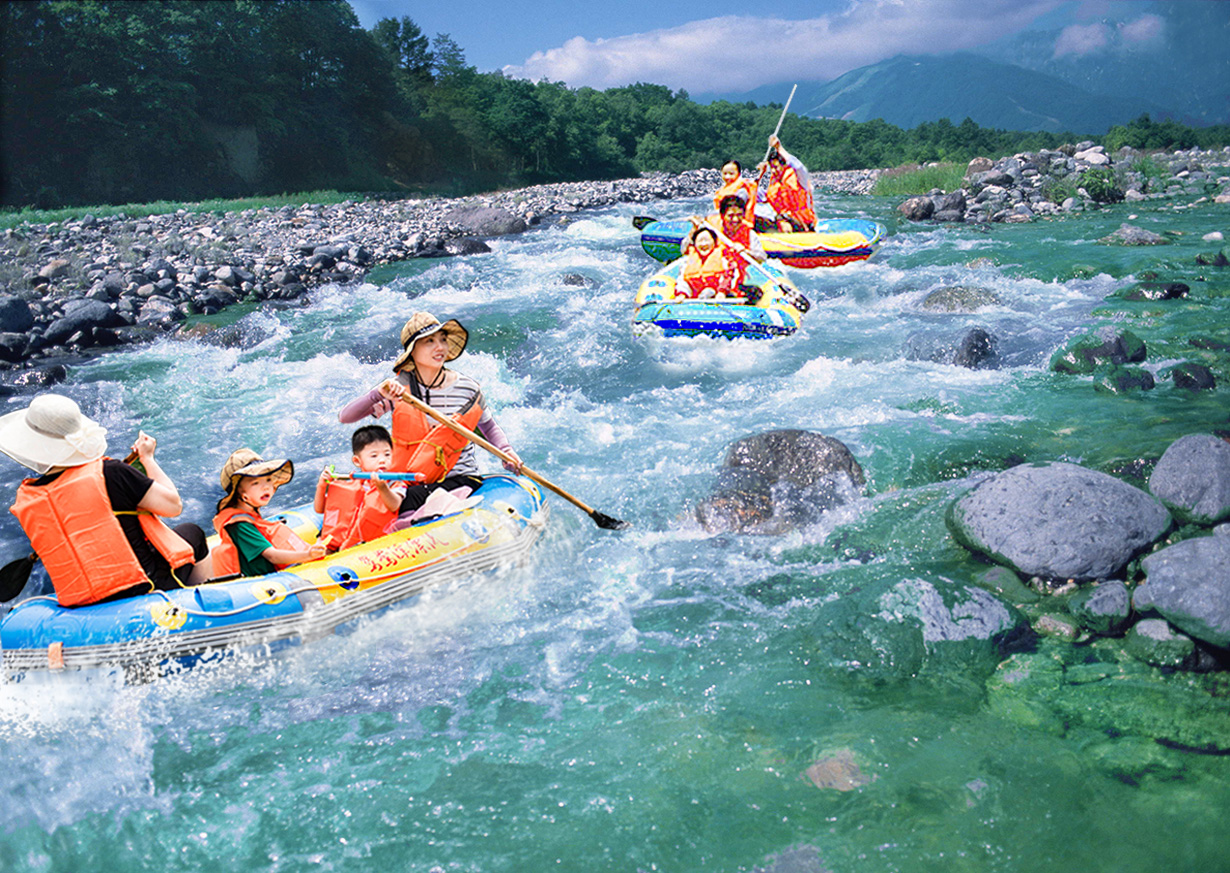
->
394;390;631;531
763;83;797;164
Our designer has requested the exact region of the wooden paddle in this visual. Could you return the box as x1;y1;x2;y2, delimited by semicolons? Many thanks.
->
0;448;143;602
395;390;630;530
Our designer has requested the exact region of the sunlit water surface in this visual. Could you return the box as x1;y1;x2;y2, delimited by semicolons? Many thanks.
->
1;192;1228;872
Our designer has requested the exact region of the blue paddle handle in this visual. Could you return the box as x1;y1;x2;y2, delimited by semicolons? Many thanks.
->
345;472;424;481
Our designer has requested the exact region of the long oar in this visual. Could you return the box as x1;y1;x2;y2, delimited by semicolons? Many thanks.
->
397;391;630;530
0;448;144;602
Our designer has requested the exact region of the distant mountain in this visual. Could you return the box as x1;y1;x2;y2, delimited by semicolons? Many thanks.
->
694;2;1228;134
703;53;1171;135
973;1;1230;128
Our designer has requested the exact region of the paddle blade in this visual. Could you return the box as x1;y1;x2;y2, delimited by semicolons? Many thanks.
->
590;510;631;531
632;216;657;230
0;553;37;602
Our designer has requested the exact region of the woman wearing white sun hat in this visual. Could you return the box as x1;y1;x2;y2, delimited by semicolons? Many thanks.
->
0;394;211;605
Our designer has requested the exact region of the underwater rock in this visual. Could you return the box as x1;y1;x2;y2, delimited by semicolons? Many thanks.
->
695;430;865;534
1067;581;1133;636
1092;363;1155;394
1050;326;1147;375
920;285;1002;312
947;462;1172;581
803;748;875;792
970;565;1040;604
1166;362;1216;391
1111;281;1189;301
904;326;999;370
808;574;1026;682
1148;434;1230;525
1124;618;1201;669
1136;533;1230;648
987;649;1230;747
1099;223;1168;246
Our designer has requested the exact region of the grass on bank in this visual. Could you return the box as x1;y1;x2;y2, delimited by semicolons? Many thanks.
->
0;190;368;231
872;162;966;197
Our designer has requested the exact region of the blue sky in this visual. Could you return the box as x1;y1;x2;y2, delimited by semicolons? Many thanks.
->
345;0;1164;94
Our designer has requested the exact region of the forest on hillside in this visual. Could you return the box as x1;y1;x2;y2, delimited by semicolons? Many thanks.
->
4;0;1229;209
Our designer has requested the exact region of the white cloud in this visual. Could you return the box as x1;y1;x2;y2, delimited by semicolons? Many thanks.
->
1052;21;1110;58
1120;13;1165;47
503;0;1067;93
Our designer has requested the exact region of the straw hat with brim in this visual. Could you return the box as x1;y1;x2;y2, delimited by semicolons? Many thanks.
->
217;448;294;512
392;312;468;372
0;394;108;475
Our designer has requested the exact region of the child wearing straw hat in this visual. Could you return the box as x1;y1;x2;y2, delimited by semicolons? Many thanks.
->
338;311;523;519
211;448;326;578
0;393;211;605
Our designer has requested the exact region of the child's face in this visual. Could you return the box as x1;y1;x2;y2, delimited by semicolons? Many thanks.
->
694;231;716;257
721;162;740;184
237;474;279;509
354;441;393;473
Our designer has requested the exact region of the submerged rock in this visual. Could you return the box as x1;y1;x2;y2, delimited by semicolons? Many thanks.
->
1067;581;1133;636
695;430;865;534
1099;223;1169;246
947;462;1172;581
1050;326;1147;375
808;572;1027;682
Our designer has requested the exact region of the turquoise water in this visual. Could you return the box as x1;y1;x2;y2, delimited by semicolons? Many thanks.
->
1;191;1229;871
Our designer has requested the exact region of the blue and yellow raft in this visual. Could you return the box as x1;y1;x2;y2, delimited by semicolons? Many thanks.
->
0;474;546;680
632;257;808;340
640;217;885;268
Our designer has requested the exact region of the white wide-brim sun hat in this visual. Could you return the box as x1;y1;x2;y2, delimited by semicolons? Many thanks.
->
0;394;108;475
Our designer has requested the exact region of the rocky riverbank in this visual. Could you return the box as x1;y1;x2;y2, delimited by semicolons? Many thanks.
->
897;143;1230;224
0;167;881;385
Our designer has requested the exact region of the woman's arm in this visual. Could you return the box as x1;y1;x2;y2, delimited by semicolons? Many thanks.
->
338;388;393;424
132;432;183;517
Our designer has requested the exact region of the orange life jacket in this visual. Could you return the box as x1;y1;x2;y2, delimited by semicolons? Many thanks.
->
712;178;758;219
10;458;193;607
767;166;816;228
211;505;310;577
390;393;484;482
681;247;735;297
318;479;398;552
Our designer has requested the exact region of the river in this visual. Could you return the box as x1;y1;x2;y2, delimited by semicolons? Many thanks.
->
0;190;1228;871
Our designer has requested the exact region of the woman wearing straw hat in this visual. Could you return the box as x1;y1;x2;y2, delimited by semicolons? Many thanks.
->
0;394;211;606
338;312;522;518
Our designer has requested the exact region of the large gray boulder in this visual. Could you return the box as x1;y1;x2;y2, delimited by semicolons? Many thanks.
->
1148;434;1230;525
1136;529;1230;648
696;429;865;534
441;204;527;237
40;299;127;347
947;462;1172;580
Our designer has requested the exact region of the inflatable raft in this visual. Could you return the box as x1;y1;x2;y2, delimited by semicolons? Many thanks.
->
0;474;546;681
639;217;885;268
632;257;807;340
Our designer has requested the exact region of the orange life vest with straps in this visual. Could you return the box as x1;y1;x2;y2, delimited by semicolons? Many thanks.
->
390;392;484;482
712;178;758;218
210;506;310;578
681;247;734;297
319;479;397;552
767;166;816;228
10;458;193;607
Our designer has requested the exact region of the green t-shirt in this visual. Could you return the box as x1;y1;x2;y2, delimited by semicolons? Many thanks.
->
226;519;278;577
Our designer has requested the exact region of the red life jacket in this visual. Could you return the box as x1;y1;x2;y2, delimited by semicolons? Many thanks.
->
319;479;398;552
681;247;735;297
11;458;193;607
767;166;816;228
211;505;310;577
390;392;484;482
